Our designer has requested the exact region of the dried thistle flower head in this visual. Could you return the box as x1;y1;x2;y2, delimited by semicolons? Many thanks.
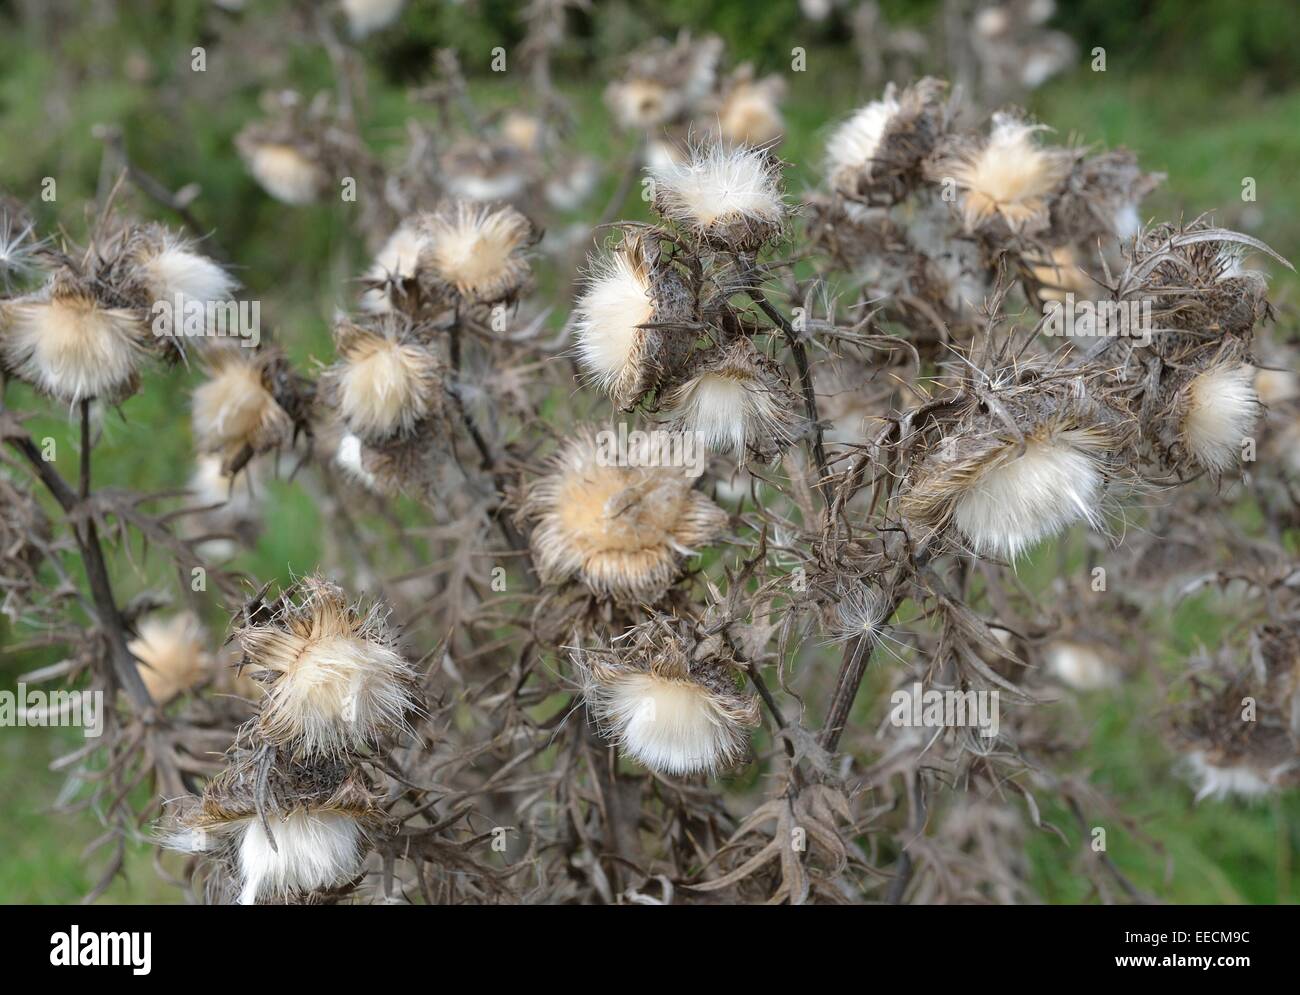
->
192;351;293;466
716;69;786;147
162;753;378;904
129;612;213;706
649;143;786;251
663;336;799;463
522;429;729;602
577;624;759;776
238;577;418;756
321;317;444;442
440;139;532;204
123;225;237;316
573;233;691;409
0;268;148;404
417;201;534;304
938;113;1070;233
605;33;723;131
825;94;901;196
341;0;405;39
901;385;1120;561
1179;363;1260;474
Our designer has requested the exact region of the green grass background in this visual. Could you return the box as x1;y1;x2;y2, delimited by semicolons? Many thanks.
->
1;1;1298;903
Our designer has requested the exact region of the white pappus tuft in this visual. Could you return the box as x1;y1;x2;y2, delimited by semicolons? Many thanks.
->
236;810;366;905
1181;364;1260;473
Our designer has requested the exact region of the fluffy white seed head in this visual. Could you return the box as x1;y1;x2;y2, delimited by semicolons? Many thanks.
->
334;334;440;439
524;432;728;601
947;114;1069;232
588;671;748;776
336;432;379;491
648;144;784;243
1044;640;1118;690
951;430;1107;560
719;82;785;147
137;236;237;313
340;0;404;38
247;143;325;205
573;248;653;398
129;613;212;705
1182;364;1260;473
1;290;147;404
237;810;366;904
419;202;532;303
1185;751;1276;804
825;96;900;192
240;582;416;755
192;355;291;459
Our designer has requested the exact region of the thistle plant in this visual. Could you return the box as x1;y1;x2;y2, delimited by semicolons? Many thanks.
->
2;4;1298;908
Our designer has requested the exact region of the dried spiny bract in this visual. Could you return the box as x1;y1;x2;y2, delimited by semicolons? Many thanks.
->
320;316;444;443
825;77;949;204
576;624;760;776
238;577;418;756
416;201;534;305
573;232;692;409
900;377;1122;560
522;430;729;603
0;474;49;621
933;112;1072;235
192;351;294;469
649;143;786;252
163;752;379;904
0;268;149;404
1048;149;1163;245
129;612;213;706
663;336;800;463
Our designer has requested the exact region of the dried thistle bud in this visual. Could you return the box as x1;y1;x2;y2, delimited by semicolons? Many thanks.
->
1177;362;1260;474
1048;148;1162;244
320;316;445;443
192;351;294;468
575;623;760;776
416;201;535;305
573;232;692;409
237;576;418;756
932;112;1072;234
162;752;379;904
521;429;729;602
825;77;949;203
1042;639;1119;690
0;268;149;404
900;378;1123;560
129;612;213;706
662;336;800;463
648;143;786;252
